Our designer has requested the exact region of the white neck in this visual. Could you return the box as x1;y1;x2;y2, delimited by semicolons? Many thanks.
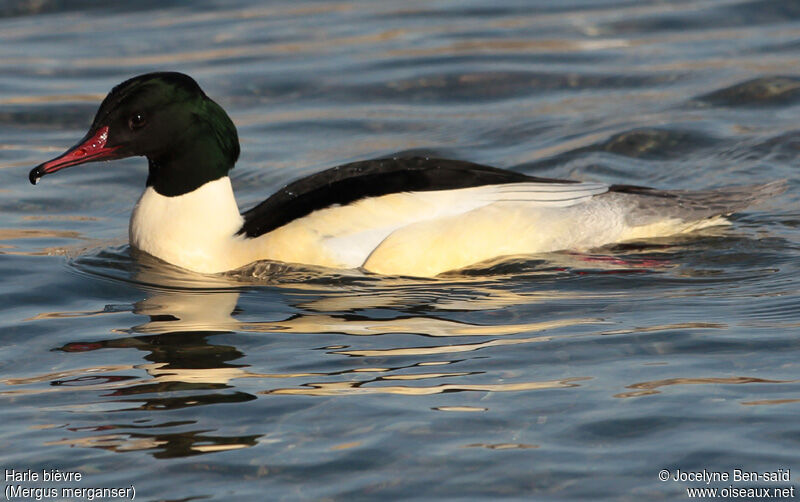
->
129;177;246;273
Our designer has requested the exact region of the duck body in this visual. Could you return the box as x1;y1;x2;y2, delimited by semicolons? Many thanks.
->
29;72;784;277
127;156;777;277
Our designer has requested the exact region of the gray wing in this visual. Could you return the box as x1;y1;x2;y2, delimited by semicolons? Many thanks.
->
605;180;787;226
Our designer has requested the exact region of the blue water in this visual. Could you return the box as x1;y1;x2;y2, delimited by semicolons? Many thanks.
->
1;1;800;500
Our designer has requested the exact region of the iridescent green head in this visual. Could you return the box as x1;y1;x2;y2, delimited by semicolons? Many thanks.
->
30;72;240;196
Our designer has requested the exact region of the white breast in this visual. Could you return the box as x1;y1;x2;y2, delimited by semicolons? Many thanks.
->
129;177;249;273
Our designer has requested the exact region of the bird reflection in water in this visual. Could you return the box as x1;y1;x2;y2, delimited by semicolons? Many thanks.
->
8;251;672;458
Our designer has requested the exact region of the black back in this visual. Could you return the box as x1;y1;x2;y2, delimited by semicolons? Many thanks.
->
238;157;577;238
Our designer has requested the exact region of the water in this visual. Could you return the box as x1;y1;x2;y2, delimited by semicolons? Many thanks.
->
1;1;799;500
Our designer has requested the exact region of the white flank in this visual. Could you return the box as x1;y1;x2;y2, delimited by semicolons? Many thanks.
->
246;181;610;272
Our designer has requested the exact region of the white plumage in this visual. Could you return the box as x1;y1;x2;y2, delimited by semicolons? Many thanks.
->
127;175;770;277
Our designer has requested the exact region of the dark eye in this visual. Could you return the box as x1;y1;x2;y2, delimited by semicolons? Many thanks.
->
128;113;146;130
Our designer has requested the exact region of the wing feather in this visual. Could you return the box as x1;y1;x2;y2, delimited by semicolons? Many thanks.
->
258;181;609;268
239;157;584;237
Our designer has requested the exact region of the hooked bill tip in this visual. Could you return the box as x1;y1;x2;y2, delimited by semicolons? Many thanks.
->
29;166;43;185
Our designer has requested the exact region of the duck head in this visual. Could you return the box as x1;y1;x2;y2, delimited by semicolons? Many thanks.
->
29;72;239;197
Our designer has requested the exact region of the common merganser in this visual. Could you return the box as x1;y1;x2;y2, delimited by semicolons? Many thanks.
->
28;72;784;277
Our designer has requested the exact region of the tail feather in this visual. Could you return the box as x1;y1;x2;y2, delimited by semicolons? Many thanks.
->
605;180;787;226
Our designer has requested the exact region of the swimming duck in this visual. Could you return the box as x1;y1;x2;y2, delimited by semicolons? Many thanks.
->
29;72;783;277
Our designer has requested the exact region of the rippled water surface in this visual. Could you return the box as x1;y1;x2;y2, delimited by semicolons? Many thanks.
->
2;1;800;500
